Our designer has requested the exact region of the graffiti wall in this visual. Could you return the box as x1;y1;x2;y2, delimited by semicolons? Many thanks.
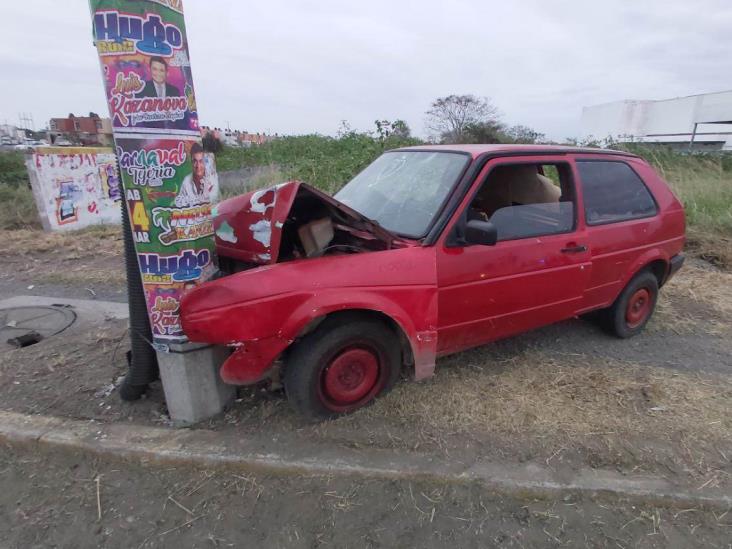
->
26;147;219;237
26;147;122;232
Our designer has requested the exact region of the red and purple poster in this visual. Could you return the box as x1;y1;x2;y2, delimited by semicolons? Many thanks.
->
92;0;199;137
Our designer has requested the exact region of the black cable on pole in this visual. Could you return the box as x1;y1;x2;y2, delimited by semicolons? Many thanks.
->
118;175;160;401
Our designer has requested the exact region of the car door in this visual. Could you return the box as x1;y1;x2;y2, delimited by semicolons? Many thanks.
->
435;156;592;355
573;157;663;310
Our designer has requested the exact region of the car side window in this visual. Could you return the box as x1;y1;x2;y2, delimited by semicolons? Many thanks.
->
577;160;657;225
467;162;576;241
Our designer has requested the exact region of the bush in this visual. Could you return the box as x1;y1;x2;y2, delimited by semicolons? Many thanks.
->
0;151;38;229
0;184;40;230
0;152;30;187
215;131;421;194
202;134;224;154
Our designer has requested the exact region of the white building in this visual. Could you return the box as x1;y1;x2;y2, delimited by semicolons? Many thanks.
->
0;124;26;144
581;90;732;151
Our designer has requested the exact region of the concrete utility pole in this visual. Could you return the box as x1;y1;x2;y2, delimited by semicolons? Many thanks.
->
89;0;234;424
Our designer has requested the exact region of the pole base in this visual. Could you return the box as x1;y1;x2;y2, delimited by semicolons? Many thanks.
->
156;344;235;426
119;379;148;401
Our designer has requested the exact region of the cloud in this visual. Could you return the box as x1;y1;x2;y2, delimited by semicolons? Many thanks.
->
1;0;730;140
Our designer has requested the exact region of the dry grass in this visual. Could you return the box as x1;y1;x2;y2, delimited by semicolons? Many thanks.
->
341;263;732;478
685;228;732;270
0;226;124;287
0;225;122;257
357;263;732;447
36;269;127;286
347;348;732;480
653;262;732;334
365;353;731;443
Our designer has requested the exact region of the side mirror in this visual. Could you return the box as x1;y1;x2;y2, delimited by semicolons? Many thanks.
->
464;219;497;246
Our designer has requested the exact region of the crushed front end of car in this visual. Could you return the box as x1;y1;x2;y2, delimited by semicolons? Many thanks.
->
179;181;400;384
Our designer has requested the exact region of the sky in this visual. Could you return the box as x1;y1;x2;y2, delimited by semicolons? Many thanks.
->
1;0;731;140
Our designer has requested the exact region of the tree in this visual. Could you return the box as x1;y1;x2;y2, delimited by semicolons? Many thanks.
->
202;133;223;153
425;94;500;143
336;120;353;138
462;121;505;144
504;125;546;144
374;119;412;141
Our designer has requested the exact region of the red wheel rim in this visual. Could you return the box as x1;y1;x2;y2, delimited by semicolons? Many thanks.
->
320;346;380;410
626;288;652;328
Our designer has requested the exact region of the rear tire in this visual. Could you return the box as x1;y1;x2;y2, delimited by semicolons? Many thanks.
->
603;270;659;338
284;316;401;420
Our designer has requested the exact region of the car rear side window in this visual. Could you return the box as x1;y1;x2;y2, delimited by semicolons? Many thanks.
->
577;161;657;225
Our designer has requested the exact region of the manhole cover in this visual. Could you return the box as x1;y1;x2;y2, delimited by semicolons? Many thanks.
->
0;306;77;348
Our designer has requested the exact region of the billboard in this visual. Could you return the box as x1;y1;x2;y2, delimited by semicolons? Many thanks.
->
90;0;216;345
26;147;122;231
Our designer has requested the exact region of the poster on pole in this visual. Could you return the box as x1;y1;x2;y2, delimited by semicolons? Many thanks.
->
92;0;199;137
115;137;218;341
90;0;216;345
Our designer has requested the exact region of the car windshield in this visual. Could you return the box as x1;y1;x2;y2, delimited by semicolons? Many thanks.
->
334;151;470;238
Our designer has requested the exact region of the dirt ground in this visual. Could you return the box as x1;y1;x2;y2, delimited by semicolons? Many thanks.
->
1;444;731;549
0;228;127;302
0;228;730;493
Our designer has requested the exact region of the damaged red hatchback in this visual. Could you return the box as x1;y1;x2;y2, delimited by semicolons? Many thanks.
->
180;145;685;419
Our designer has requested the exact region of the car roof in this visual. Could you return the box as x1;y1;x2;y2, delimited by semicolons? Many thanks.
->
394;143;639;159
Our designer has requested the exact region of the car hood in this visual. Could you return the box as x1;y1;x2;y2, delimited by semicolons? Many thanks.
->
212;181;396;265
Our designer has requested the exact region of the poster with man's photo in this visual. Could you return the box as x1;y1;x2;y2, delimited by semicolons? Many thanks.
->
115;136;219;341
92;0;199;136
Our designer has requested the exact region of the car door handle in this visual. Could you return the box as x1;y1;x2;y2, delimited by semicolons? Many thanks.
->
561;244;587;253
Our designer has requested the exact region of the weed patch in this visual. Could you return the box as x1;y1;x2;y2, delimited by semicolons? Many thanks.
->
215;133;420;194
0;184;40;230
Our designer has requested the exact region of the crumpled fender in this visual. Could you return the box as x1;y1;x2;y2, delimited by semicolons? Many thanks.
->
220;336;287;385
279;288;439;381
219;286;438;385
182;244;440;386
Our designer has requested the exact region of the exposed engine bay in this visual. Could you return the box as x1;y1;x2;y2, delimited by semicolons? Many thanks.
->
213;181;394;274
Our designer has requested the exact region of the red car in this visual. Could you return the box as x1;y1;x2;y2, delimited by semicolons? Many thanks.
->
181;145;685;419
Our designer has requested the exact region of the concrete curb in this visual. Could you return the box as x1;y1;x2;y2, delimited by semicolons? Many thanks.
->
0;410;729;509
0;296;129;320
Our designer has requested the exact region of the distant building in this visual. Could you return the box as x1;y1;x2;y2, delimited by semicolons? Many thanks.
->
49;113;113;146
200;126;277;148
581;90;732;151
0;124;26;144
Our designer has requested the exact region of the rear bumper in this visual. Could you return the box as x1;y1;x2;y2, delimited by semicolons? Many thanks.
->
666;253;685;284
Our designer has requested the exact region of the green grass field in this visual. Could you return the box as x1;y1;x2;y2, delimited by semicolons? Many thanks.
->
618;144;732;236
215;132;420;194
217;137;732;240
1;140;730;256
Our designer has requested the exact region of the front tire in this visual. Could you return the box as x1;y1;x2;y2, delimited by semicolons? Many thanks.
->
284;317;401;420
